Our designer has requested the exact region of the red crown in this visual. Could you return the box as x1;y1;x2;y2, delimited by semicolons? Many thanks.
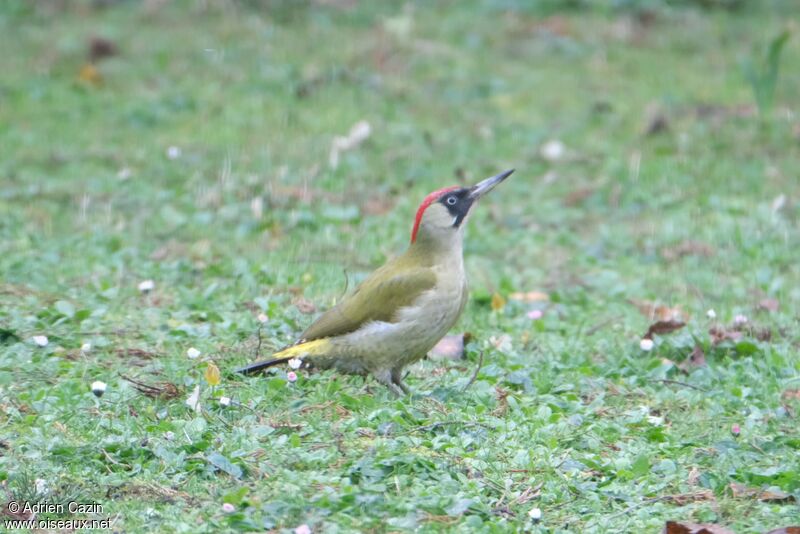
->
410;186;460;243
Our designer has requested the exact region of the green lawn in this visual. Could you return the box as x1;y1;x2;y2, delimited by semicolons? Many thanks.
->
1;1;799;532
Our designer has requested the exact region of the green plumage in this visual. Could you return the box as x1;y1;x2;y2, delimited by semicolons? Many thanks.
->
238;169;514;395
300;252;437;342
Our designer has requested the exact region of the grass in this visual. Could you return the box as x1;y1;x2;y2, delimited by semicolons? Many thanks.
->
1;1;799;532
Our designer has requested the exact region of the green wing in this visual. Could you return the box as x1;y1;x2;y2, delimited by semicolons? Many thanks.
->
300;260;437;342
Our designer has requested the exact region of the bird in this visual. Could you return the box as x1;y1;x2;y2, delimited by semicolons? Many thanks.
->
238;169;514;395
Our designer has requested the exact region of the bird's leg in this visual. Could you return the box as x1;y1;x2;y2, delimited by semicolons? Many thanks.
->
391;368;411;395
374;369;405;397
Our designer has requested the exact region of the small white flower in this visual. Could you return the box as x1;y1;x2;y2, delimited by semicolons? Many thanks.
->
81;342;92;353
222;502;235;514
32;335;49;347
294;525;312;534
257;313;269;324
251;197;263;220
219;396;231;407
186;347;201;359
639;338;654;351
91;380;107;397
540;139;566;162
186;385;201;412
706;309;716;319
164;431;175;440
288;358;302;370
34;478;48;495
166;146;182;160
489;334;513;353
117;167;132;180
287;371;298;383
734;314;748;326
528;507;542;521
138;279;155;293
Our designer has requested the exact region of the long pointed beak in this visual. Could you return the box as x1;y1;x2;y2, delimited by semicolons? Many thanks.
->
469;169;514;200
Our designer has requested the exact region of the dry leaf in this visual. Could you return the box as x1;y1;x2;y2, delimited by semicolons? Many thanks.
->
729;482;795;503
765;528;800;534
122;375;181;400
708;323;771;345
294;297;317;314
782;389;800;401
646;113;670;136
643;320;686;340
491;293;506;311
77;63;102;85
88;36;118;62
663;521;735;534
563;187;595;206
204;362;221;386
114;348;158;359
758;298;779;312
489;334;512;353
329;120;371;168
679;345;706;372
660;241;714;261
361;195;395;216
630;299;689;322
429;334;467;360
509;291;550;302
663;490;715;505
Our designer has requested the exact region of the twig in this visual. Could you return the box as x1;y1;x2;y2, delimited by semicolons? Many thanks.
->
253;324;263;359
403;421;491;435
101;448;130;471
647;378;708;392
462;350;484;392
603;496;667;522
585;315;621;336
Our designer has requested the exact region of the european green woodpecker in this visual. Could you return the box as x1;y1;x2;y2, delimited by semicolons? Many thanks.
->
238;169;514;395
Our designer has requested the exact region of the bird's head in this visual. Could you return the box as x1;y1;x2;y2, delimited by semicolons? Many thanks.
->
410;169;514;247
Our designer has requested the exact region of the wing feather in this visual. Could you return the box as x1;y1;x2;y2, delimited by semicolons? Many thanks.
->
300;261;436;341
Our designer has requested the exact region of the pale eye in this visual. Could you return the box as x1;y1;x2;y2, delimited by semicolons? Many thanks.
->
446;196;457;206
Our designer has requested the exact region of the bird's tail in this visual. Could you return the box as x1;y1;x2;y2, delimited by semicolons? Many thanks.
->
236;339;330;375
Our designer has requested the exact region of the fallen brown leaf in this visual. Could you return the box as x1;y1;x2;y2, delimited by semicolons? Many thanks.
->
630;299;689;322
679;345;707;372
114;348;159;359
709;326;744;345
644;320;686;340
782;389;800;401
2;501;34;521
663;521;735;534
563;187;595;207
509;291;550;303
644;112;669;135
121;375;181;400
729;482;795;503
663;490;715;505
709;324;772;345
88;36;118;62
765;528;800;534
758;298;779;312
293;297;317;314
492;386;510;417
660;240;714;261
361;195;395;216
